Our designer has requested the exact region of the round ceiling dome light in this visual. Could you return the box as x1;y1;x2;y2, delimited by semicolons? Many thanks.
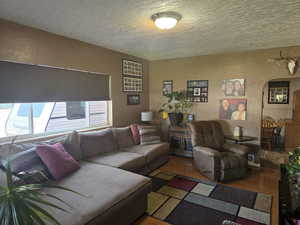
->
151;11;182;30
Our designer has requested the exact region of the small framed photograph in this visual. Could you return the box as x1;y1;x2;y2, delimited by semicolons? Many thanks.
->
163;80;173;96
268;81;289;104
193;88;201;96
127;94;140;105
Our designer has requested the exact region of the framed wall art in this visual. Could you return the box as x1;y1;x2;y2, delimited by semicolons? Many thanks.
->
122;59;143;77
268;81;289;104
122;59;143;92
187;80;208;102
123;76;143;92
222;79;245;97
162;80;173;96
127;94;140;105
219;99;247;120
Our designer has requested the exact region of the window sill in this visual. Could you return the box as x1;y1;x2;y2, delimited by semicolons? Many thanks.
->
0;124;112;145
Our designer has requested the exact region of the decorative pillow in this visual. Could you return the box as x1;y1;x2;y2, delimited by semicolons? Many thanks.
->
36;143;80;180
0;147;52;179
79;128;118;158
113;127;135;148
43;131;82;161
16;170;49;184
138;125;161;145
130;124;140;145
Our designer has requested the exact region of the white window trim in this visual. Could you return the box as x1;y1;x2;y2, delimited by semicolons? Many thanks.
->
0;123;112;145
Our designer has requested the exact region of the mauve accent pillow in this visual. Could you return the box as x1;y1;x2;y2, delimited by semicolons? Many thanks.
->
130;124;140;145
36;143;80;180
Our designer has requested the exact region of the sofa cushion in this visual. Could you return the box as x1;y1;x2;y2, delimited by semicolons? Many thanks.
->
79;128;118;158
36;143;80;180
41;162;150;225
138;125;161;145
113;127;135;148
130;124;140;145
85;152;146;171
122;143;169;163
44;131;82;161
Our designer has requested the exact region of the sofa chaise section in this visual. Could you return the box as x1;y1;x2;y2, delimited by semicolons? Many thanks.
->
43;162;151;225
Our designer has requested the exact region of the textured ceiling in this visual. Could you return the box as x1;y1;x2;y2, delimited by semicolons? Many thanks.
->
1;0;300;60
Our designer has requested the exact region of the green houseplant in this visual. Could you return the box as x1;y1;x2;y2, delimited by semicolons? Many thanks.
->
0;162;84;225
159;91;193;126
285;147;300;190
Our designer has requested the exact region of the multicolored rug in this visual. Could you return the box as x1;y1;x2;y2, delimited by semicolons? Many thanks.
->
147;170;272;225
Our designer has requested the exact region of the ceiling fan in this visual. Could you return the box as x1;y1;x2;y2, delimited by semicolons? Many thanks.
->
268;51;300;76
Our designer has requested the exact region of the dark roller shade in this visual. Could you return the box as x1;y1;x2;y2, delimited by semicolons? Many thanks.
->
0;61;111;103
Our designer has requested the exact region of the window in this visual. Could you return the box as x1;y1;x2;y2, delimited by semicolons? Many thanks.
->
0;101;109;140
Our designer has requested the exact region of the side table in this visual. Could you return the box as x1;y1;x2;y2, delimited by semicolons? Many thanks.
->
169;126;193;158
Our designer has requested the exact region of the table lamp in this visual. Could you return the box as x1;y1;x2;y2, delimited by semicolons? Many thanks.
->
141;112;153;124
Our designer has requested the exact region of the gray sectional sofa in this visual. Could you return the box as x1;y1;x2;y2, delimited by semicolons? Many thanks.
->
0;127;170;225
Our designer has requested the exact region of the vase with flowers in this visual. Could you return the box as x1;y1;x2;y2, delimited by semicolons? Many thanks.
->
159;91;193;127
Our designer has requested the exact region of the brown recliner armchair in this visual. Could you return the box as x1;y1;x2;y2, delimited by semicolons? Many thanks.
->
187;120;250;182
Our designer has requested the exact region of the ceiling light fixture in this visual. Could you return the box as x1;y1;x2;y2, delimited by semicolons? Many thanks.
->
151;11;182;30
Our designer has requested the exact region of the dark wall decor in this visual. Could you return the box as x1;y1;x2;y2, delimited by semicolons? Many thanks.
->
122;59;143;92
268;81;289;104
127;94;140;105
187;80;208;102
162;80;173;96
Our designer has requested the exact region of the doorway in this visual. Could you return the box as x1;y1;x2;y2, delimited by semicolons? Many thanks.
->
261;77;300;152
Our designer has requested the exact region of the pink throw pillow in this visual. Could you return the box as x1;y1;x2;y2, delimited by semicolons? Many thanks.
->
130;124;140;145
36;143;80;180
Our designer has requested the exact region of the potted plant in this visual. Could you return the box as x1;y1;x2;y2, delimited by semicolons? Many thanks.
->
0;158;84;225
159;91;193;126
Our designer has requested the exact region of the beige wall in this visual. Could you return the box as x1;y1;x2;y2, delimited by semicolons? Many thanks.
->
263;78;300;121
149;46;300;139
0;19;149;127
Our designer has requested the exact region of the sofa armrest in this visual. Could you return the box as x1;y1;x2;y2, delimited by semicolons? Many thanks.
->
223;143;250;156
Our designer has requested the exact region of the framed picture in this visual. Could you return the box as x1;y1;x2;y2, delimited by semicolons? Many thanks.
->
162;80;173;96
222;79;245;97
122;59;143;77
219;99;247;120
123;76;143;92
122;59;143;92
268;81;289;104
127;94;140;105
187;80;208;102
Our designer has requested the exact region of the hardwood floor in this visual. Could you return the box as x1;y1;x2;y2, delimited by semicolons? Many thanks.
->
135;156;280;225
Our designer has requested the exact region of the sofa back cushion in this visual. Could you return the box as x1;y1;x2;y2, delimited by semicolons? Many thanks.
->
43;131;81;161
113;127;135;148
79;128;118;158
138;125;161;145
36;143;80;180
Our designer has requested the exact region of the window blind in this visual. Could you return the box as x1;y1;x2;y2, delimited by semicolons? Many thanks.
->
0;61;111;103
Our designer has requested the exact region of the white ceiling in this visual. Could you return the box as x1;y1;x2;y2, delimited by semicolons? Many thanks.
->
1;0;300;60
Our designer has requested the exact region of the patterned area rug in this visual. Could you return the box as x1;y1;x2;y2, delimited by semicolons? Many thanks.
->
147;170;272;225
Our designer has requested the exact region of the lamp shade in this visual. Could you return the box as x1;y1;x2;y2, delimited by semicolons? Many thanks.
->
141;112;153;122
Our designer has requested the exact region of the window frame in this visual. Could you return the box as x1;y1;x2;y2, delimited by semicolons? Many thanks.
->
0;101;111;143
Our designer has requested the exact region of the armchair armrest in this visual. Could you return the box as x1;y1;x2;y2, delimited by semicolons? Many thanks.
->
193;146;222;158
223;143;250;156
193;146;222;181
